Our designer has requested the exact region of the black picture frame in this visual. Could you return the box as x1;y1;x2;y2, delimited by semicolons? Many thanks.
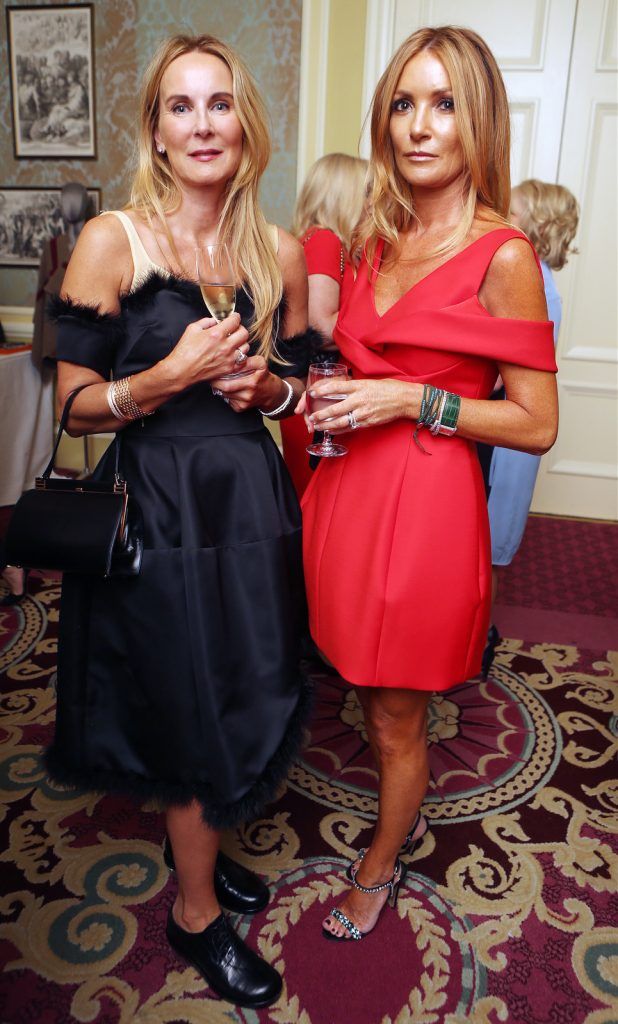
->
0;186;101;266
6;4;96;160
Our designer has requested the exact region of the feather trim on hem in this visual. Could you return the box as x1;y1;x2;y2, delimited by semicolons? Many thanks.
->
44;674;313;830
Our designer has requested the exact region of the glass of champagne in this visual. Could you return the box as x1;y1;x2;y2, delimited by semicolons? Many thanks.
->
196;243;249;382
306;362;349;458
196;242;236;321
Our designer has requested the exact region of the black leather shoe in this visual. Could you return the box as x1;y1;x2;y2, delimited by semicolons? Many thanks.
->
481;624;501;680
166;910;282;1008
163;837;269;915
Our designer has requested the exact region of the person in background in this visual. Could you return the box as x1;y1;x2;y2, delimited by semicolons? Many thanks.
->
481;179;579;677
301;26;558;943
46;33;310;1009
281;153;368;497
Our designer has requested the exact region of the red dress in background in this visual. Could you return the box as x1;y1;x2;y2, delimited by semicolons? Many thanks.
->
280;228;351;498
302;229;558;692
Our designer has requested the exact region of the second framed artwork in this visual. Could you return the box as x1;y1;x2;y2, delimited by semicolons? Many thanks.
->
6;4;96;159
0;187;101;266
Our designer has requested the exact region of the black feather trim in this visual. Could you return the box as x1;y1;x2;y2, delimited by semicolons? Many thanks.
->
120;269;200;312
271;326;327;378
43;672;313;829
46;292;123;332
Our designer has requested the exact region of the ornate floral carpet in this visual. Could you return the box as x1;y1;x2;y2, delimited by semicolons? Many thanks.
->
1;521;617;1023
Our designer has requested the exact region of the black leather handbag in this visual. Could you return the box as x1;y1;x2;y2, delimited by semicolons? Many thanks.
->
5;385;143;577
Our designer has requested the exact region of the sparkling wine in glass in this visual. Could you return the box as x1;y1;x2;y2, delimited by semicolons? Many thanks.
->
306;362;349;458
196;242;250;382
196;243;236;322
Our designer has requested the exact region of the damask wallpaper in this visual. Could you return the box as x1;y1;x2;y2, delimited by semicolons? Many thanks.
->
0;0;302;307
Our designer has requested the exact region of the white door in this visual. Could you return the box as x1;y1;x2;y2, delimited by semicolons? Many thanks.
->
532;0;618;518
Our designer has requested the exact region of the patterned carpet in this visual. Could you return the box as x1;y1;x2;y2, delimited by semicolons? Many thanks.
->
1;518;617;1024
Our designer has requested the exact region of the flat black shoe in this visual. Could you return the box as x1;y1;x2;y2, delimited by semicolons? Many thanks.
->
166;910;282;1008
163;837;269;915
481;624;501;680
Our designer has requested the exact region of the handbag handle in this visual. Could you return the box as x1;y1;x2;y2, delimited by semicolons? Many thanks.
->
41;383;121;480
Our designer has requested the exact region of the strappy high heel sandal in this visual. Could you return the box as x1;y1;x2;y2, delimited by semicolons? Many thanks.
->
345;812;428;883
400;810;428;856
324;854;407;942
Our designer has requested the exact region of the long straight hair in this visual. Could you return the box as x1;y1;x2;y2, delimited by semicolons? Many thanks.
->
354;26;511;264
130;34;282;359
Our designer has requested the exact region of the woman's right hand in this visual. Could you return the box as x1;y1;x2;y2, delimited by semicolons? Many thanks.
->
163;312;250;388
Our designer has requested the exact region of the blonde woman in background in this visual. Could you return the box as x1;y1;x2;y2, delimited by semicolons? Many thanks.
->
282;153;367;496
481;179;579;676
46;34;311;1008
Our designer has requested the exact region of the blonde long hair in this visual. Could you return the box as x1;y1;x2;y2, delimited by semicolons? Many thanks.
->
512;180;579;270
354;26;511;264
291;153;368;252
130;34;282;359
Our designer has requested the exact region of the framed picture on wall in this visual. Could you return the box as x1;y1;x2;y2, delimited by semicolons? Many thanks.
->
0;187;100;266
6;4;96;159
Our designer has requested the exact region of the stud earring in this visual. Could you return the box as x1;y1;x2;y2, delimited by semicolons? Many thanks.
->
157;145;165;155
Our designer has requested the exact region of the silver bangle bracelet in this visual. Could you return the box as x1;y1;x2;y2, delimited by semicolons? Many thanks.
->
107;382;128;421
259;378;294;418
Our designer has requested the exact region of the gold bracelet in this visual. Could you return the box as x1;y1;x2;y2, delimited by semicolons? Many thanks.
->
112;376;149;421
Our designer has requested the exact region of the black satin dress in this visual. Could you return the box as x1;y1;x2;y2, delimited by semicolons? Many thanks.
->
46;274;309;827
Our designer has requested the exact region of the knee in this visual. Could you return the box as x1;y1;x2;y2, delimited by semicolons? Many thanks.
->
367;705;427;759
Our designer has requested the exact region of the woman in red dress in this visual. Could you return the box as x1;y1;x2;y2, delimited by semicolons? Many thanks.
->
300;26;558;941
281;153;367;497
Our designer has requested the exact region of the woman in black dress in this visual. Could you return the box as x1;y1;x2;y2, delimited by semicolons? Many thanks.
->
47;34;310;1009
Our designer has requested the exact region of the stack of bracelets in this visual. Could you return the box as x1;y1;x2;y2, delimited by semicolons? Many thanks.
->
413;384;462;453
107;376;152;422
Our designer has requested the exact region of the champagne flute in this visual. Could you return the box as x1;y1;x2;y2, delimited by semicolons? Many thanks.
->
306;362;349;458
196;242;236;322
196;243;250;384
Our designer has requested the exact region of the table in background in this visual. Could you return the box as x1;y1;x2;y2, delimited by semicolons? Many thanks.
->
0;347;53;506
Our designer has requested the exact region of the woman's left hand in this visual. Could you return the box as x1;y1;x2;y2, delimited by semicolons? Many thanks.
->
307;377;422;434
210;355;287;413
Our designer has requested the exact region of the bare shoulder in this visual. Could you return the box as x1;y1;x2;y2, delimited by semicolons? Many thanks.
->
480;237;548;321
273;227;308;334
276;226;305;273
61;213;133;311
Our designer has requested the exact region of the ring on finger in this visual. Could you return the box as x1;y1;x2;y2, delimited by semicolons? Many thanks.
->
235;348;247;364
347;410;359;430
212;387;223;397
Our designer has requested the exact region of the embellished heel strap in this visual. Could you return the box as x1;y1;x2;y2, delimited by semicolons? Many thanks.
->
349;858;402;897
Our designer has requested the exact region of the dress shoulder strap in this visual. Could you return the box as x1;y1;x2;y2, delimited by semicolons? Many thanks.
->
99;210;167;291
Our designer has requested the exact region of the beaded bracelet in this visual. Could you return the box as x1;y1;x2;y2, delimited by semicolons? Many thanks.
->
413;384;461;453
259;378;294;418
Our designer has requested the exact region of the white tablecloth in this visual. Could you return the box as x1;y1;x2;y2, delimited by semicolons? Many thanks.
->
0;350;54;506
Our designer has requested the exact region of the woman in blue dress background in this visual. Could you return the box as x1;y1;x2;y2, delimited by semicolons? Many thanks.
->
483;179;579;674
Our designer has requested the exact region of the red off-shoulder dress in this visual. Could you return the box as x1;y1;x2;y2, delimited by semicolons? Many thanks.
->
301;228;558;691
280;228;351;498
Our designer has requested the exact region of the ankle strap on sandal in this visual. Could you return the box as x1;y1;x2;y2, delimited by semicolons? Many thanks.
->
349;858;402;896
